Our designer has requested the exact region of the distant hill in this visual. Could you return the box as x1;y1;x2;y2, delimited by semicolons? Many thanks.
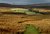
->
0;3;31;8
32;3;50;6
31;3;50;8
0;3;50;8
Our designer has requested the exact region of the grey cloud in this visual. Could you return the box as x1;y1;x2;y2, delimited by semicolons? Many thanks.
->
0;0;50;5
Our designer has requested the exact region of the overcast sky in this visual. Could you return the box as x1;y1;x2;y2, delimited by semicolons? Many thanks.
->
0;0;50;5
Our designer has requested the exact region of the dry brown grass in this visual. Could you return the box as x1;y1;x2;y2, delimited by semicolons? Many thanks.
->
0;14;50;34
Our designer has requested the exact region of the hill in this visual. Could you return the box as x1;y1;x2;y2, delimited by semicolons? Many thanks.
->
0;3;50;8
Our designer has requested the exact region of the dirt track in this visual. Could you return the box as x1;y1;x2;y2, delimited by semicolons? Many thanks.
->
0;14;50;34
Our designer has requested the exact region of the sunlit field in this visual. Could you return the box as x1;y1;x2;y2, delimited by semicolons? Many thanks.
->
0;7;50;34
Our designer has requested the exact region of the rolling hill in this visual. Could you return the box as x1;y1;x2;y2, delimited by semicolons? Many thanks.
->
0;3;50;8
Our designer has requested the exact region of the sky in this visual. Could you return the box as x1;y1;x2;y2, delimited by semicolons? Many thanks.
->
0;0;50;5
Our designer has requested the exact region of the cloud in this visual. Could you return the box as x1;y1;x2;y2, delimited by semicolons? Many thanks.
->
0;0;50;5
0;0;32;5
44;0;50;2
